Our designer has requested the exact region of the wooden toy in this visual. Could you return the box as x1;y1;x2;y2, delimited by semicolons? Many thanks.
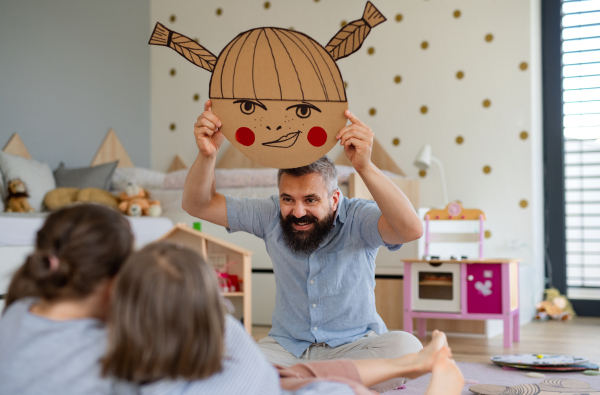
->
491;354;589;366
159;223;253;332
403;203;520;348
469;379;600;395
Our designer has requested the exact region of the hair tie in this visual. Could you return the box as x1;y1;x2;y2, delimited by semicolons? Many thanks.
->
48;255;60;272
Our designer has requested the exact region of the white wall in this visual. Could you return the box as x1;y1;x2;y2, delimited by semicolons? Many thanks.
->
150;0;544;323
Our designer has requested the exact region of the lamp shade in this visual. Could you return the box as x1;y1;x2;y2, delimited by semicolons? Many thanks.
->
414;144;432;170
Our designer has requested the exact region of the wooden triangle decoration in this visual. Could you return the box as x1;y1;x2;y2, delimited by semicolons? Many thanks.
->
216;145;267;169
168;155;188;172
3;133;32;159
91;129;134;168
334;137;405;176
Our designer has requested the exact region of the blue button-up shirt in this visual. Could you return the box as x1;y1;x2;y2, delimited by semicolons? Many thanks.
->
225;191;401;358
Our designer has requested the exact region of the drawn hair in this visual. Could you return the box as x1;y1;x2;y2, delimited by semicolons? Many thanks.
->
278;155;338;196
149;2;386;101
102;242;226;382
4;204;133;310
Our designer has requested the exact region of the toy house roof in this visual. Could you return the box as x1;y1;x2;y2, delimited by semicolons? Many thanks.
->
159;223;254;256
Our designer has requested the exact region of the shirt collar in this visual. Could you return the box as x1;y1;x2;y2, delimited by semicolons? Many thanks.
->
334;189;347;225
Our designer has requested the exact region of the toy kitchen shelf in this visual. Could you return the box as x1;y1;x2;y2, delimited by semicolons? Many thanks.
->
403;258;520;348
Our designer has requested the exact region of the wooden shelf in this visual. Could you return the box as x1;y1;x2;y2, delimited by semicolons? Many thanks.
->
222;292;244;297
419;281;453;286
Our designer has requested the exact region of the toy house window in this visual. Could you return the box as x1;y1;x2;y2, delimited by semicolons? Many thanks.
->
561;0;600;298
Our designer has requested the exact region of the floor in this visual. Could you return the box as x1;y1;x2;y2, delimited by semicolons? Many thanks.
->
252;317;600;364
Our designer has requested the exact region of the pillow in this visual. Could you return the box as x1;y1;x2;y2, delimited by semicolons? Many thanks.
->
111;167;166;191
0;151;56;212
54;161;118;190
0;173;5;212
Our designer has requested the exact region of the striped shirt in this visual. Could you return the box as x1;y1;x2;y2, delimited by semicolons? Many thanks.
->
141;316;354;395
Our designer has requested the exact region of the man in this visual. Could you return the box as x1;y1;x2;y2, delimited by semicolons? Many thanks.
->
183;100;424;392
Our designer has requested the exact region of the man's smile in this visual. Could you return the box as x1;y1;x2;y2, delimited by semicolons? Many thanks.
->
262;131;301;148
292;222;314;231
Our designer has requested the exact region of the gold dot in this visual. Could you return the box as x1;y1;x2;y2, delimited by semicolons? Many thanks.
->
520;62;528;71
193;38;199;43
369;108;376;116
484;230;491;239
419;170;427;178
395;14;403;22
193;93;200;101
420;106;428;114
392;138;400;146
289;27;295;31
169;68;176;76
421;41;429;49
520;199;528;208
520;131;528;140
485;33;494;42
483;99;491;108
367;47;375;55
170;123;176;131
341;20;347;27
483;165;491;174
456;136;464;144
170;15;176;23
394;75;402;84
314;0;320;2
216;8;222;15
456;71;464;79
264;1;270;9
344;81;348;89
453;10;461;18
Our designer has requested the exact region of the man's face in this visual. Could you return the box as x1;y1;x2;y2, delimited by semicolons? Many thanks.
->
278;172;340;254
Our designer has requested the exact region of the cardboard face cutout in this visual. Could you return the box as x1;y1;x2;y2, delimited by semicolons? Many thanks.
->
149;2;386;169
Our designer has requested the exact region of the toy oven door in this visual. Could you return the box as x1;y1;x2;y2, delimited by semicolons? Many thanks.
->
411;262;461;313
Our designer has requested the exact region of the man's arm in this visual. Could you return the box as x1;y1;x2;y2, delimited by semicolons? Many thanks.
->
182;100;229;227
336;111;423;245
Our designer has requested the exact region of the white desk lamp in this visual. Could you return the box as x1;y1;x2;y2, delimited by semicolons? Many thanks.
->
414;144;449;207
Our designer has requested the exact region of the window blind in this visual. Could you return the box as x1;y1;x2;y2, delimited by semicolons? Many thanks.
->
563;0;600;291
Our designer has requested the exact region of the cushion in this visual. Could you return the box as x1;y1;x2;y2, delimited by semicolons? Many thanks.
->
54;161;118;190
111;167;166;191
0;151;56;212
0;173;5;212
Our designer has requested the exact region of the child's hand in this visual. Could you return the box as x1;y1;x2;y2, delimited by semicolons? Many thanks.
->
194;100;225;157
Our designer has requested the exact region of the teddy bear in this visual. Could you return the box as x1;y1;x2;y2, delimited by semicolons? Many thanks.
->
5;179;34;212
117;183;162;217
44;187;119;211
535;287;575;321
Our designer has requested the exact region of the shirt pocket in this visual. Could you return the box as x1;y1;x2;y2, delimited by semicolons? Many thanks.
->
324;243;360;296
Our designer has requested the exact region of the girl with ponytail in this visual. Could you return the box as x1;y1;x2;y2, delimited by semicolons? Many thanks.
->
0;204;135;395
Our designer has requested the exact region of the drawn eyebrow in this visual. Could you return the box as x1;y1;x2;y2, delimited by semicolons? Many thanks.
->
285;102;322;112
233;99;267;111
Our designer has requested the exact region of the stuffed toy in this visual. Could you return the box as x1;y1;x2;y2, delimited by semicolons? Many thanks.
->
535;287;575;321
44;187;119;211
118;183;162;217
6;179;34;212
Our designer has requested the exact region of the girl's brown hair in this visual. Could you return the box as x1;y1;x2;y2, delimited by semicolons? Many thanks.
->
102;242;226;382
5;204;133;309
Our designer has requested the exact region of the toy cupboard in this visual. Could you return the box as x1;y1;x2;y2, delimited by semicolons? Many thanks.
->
159;223;253;332
403;203;520;348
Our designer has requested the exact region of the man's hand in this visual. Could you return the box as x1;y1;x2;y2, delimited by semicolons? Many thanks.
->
194;100;226;157
336;110;374;173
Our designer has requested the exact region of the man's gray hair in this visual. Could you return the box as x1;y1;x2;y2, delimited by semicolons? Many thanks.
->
277;156;338;196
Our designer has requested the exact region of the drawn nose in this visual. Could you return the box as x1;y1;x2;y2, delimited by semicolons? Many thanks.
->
266;126;283;131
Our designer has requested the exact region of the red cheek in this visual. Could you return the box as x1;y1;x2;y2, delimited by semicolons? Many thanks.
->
307;127;327;147
236;127;255;146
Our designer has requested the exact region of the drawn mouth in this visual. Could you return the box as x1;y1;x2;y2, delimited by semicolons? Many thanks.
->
262;131;301;148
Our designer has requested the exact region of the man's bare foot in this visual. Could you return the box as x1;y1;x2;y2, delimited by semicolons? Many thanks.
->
424;353;465;395
396;330;450;378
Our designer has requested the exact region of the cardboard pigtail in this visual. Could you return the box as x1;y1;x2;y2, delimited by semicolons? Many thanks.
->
325;1;386;61
149;22;217;72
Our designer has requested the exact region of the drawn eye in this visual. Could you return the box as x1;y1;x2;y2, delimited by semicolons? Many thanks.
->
296;105;311;118
240;101;255;115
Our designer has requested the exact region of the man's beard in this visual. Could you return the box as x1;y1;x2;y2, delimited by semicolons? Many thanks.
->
280;209;335;255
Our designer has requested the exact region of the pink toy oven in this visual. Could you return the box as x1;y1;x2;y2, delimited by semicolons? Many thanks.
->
412;262;461;313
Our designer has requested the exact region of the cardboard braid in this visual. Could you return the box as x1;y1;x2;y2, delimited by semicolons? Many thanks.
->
325;1;386;61
149;22;217;72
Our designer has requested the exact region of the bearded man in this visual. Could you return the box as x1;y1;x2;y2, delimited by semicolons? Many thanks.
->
183;101;424;392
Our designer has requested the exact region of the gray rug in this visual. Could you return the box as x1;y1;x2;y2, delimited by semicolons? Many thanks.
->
381;362;600;395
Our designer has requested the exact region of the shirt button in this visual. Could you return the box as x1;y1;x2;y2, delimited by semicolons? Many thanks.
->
310;280;314;284
314;327;317;331
310;254;314;258
313;304;316;308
